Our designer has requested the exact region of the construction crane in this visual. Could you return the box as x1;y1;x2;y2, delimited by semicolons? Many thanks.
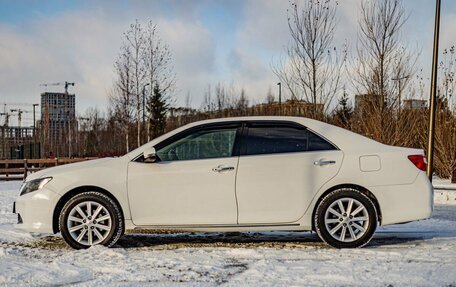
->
0;102;37;107
40;81;75;94
0;111;10;127
0;103;39;130
10;109;30;128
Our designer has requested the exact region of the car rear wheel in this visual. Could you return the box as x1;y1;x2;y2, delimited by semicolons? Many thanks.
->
314;188;378;248
59;191;123;249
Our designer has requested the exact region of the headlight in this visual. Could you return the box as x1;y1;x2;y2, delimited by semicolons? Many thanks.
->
19;177;52;196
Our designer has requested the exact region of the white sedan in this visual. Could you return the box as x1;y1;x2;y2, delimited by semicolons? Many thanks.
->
14;117;433;249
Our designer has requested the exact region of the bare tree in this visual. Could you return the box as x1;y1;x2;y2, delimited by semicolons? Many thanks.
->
110;42;135;152
202;85;215;113
436;46;456;182
143;21;175;141
356;0;409;102
235;89;249;113
184;91;192;110
440;46;456;111
353;0;418;142
273;0;344;118
349;0;414;144
215;82;228;111
266;87;275;104
79;108;104;156
124;20;146;148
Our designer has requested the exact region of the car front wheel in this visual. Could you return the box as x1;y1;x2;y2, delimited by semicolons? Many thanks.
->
59;191;123;249
314;188;378;248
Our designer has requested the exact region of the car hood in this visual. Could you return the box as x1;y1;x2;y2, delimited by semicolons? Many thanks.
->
25;157;118;182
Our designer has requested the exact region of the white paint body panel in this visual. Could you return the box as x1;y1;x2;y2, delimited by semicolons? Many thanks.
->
14;116;433;235
359;155;381;172
128;157;238;225
236;151;343;224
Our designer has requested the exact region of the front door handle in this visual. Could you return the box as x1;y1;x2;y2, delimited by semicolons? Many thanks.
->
212;165;235;172
314;159;336;166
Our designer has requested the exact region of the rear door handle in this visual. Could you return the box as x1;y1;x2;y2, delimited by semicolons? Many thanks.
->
314;159;336;166
212;165;235;172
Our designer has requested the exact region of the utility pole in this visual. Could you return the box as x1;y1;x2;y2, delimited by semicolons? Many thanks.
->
277;82;282;116
427;0;441;181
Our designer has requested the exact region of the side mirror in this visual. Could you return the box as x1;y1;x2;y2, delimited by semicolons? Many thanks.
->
143;146;157;163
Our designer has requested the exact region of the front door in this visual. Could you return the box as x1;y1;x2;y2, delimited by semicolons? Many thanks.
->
128;123;241;226
236;122;343;224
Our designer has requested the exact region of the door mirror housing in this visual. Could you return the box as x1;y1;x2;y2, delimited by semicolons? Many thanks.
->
143;146;157;163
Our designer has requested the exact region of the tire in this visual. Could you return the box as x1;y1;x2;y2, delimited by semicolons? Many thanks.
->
314;188;378;248
59;191;124;249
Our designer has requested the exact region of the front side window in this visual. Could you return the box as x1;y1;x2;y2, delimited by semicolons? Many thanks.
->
156;128;237;161
243;124;335;156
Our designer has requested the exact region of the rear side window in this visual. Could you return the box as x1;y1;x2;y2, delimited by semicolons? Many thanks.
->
242;124;336;156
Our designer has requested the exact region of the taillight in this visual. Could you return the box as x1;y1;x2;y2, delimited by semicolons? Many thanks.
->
407;155;427;171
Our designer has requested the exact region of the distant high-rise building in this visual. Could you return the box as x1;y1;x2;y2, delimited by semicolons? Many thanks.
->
403;99;427;110
354;94;385;118
40;92;76;157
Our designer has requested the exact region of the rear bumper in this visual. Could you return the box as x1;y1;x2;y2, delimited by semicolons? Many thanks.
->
372;172;433;226
14;187;60;234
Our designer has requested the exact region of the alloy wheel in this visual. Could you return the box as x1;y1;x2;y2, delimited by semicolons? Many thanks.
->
324;197;370;243
66;201;112;246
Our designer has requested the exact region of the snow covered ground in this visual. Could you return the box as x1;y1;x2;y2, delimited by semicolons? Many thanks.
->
1;181;456;286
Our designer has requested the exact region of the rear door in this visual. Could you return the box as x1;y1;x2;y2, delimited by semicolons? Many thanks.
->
235;121;343;224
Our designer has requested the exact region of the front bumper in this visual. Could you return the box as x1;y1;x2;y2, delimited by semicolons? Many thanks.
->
14;187;60;234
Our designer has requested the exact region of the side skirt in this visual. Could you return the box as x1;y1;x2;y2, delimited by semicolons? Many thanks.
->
127;223;306;234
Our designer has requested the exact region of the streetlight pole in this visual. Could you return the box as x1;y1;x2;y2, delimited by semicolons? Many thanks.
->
427;0;441;182
391;76;409;115
32;104;39;158
277;82;282;116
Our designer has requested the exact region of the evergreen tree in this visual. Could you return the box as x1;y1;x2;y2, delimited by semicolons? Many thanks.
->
332;92;353;128
147;84;169;139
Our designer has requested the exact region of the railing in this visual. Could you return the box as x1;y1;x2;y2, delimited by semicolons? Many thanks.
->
0;158;97;181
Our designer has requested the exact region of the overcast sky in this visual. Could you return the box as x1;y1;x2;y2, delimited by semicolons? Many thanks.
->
1;0;455;125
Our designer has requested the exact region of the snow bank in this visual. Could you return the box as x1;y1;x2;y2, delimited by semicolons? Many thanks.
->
434;190;456;205
433;177;456;205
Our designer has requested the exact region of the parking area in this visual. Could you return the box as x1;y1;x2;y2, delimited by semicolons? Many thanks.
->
1;181;456;286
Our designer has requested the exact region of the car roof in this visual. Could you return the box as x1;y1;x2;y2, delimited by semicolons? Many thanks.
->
195;116;389;150
126;116;385;159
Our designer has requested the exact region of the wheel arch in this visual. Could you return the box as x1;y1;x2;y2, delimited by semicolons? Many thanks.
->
311;183;382;230
52;185;124;234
